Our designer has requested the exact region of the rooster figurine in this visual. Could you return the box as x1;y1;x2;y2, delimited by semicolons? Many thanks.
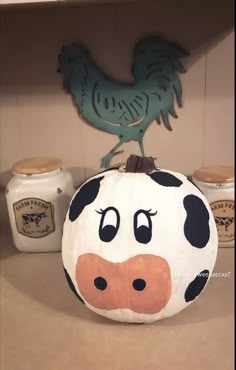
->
58;36;188;168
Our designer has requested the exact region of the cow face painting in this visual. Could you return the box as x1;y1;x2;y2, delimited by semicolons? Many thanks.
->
62;168;218;323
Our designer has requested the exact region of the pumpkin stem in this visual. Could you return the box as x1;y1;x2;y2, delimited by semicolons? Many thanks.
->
125;155;157;174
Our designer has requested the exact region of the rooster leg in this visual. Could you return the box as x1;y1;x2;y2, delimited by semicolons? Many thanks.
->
100;140;124;168
139;139;145;157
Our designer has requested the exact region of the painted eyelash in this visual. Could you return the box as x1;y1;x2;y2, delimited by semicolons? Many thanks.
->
144;209;157;216
96;209;157;216
95;209;104;214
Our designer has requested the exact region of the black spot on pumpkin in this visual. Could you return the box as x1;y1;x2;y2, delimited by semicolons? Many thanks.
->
69;176;104;222
149;171;183;187
63;267;85;304
185;270;209;302
184;194;210;248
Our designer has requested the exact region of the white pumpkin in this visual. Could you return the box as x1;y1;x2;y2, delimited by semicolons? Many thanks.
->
62;156;218;323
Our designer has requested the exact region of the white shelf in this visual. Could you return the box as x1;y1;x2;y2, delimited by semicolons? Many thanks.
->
0;0;233;9
0;0;136;5
0;0;60;4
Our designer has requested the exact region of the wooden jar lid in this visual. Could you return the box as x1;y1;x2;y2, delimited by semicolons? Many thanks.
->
13;157;62;175
193;165;234;184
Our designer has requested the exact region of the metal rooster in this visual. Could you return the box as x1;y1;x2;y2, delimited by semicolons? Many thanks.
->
58;36;189;168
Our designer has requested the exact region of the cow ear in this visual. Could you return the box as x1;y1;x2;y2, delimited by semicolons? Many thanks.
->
69;176;104;222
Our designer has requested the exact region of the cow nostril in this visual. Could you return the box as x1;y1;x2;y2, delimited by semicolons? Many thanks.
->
132;279;146;291
94;277;107;291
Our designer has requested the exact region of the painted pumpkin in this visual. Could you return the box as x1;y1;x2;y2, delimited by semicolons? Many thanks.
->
62;155;218;323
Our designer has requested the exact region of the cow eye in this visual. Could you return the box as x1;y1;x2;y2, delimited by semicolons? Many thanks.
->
97;207;120;242
133;209;157;244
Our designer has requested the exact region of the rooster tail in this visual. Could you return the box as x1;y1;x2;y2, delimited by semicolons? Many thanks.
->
132;37;189;80
132;37;188;130
132;38;188;82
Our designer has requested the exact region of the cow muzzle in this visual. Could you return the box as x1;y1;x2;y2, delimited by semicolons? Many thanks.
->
75;253;171;314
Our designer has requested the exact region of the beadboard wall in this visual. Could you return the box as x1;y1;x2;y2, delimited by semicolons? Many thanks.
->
0;1;234;188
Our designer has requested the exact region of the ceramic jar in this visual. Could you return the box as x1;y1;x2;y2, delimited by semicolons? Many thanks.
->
192;166;234;247
6;157;75;252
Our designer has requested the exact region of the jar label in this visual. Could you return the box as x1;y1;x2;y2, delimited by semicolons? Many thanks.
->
210;200;235;242
13;198;55;238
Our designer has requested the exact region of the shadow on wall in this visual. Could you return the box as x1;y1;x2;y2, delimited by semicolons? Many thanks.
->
0;166;98;189
0;170;12;190
67;166;90;189
67;164;126;189
0;0;234;93
0;163;128;190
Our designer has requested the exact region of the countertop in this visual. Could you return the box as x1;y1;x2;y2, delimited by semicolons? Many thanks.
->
0;228;234;370
0;182;234;370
